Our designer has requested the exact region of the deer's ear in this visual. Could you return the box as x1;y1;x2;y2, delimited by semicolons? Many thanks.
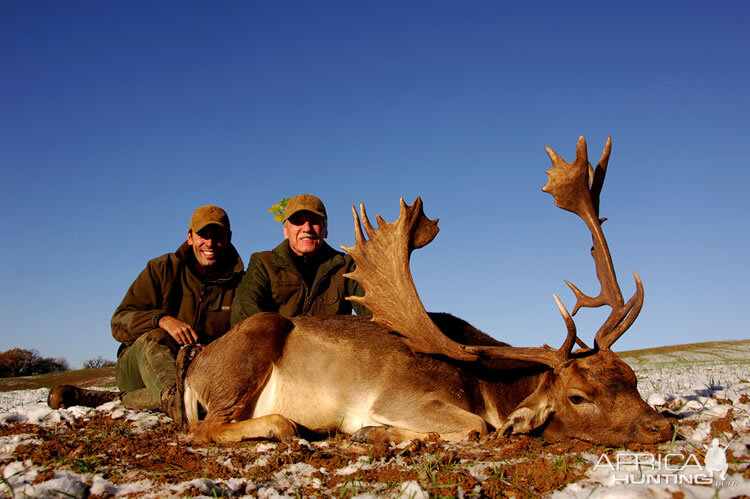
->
501;404;553;435
500;383;554;435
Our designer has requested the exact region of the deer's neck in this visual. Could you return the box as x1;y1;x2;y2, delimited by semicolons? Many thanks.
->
473;364;550;429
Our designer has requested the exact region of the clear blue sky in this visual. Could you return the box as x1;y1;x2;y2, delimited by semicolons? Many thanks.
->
1;2;748;368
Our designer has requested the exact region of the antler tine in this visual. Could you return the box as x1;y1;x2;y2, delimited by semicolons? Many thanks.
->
557;298;592;351
465;293;577;368
589;136;612;219
350;204;366;247
595;271;644;349
542;136;641;351
356;202;377;241
553;294;576;358
341;198;477;362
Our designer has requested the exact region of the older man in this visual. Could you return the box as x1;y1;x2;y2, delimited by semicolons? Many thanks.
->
48;205;244;422
230;194;368;325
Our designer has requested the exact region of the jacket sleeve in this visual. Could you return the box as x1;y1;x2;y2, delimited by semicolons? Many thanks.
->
111;258;169;346
345;261;372;318
230;253;274;326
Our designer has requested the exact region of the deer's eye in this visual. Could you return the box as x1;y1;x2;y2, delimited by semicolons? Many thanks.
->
569;395;586;405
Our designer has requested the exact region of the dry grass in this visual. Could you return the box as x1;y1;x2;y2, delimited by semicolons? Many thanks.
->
618;339;750;358
0;367;115;392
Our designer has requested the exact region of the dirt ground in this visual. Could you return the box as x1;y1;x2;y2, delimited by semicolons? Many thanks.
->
0;413;603;497
2;406;748;498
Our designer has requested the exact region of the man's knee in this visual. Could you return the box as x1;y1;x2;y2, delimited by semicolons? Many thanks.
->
138;328;180;354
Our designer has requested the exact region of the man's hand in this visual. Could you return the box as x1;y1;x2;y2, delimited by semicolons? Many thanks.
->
158;315;199;345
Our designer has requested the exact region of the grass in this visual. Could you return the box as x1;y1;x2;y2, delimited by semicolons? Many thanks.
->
0;366;116;392
618;339;750;362
1;475;16;497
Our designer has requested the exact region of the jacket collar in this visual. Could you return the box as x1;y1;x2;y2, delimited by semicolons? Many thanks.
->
270;240;345;275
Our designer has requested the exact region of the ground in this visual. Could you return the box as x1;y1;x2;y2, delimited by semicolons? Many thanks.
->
1;341;749;497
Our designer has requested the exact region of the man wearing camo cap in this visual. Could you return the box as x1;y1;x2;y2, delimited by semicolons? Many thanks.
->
231;194;368;325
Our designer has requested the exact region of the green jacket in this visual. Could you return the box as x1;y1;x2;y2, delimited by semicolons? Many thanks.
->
112;241;244;348
230;240;369;325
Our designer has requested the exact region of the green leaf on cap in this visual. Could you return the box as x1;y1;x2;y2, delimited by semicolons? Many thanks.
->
268;198;290;223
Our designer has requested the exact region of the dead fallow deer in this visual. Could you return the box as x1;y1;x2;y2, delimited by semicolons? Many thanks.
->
181;136;673;446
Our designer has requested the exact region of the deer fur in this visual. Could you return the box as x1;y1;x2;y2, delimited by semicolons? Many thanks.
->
184;312;672;446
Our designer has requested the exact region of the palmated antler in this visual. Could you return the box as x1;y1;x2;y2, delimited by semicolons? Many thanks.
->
342;198;577;369
542;136;643;350
341;198;478;361
342;136;640;368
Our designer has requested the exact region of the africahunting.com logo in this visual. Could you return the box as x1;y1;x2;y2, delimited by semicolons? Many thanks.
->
593;437;737;487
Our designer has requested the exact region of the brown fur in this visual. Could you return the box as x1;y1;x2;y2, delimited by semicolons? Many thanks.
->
183;313;293;422
182;313;672;446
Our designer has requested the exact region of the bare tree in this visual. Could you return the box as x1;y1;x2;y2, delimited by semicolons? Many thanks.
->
83;355;116;369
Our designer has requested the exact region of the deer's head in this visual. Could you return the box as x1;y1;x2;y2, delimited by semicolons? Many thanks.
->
500;350;672;445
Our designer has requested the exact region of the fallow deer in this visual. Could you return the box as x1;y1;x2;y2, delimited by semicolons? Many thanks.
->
181;136;673;446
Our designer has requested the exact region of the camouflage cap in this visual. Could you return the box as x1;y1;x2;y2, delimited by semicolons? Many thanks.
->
284;194;327;222
189;205;230;232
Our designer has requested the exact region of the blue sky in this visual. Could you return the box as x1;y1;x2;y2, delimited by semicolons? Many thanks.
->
1;2;748;368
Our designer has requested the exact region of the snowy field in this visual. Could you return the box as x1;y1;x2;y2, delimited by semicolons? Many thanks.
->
1;343;749;498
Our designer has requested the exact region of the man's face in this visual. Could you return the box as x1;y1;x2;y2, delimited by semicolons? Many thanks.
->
187;224;229;269
284;211;327;257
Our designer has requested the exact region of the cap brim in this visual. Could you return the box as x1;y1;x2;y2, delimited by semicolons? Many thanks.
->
191;222;229;232
284;209;327;221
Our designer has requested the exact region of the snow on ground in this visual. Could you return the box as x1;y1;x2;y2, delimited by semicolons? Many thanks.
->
1;350;750;498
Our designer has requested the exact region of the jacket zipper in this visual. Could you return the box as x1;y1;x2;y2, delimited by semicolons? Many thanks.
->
194;282;206;335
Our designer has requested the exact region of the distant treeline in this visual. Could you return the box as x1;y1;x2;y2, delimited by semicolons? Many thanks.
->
0;349;115;378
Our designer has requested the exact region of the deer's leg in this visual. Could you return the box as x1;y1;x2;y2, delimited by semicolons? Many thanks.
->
183;313;293;424
353;400;487;444
351;426;440;444
189;414;298;444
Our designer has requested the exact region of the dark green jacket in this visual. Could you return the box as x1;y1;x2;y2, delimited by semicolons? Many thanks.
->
112;242;244;348
230;240;369;325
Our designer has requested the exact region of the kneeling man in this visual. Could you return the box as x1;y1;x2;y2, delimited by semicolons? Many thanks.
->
48;205;244;423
